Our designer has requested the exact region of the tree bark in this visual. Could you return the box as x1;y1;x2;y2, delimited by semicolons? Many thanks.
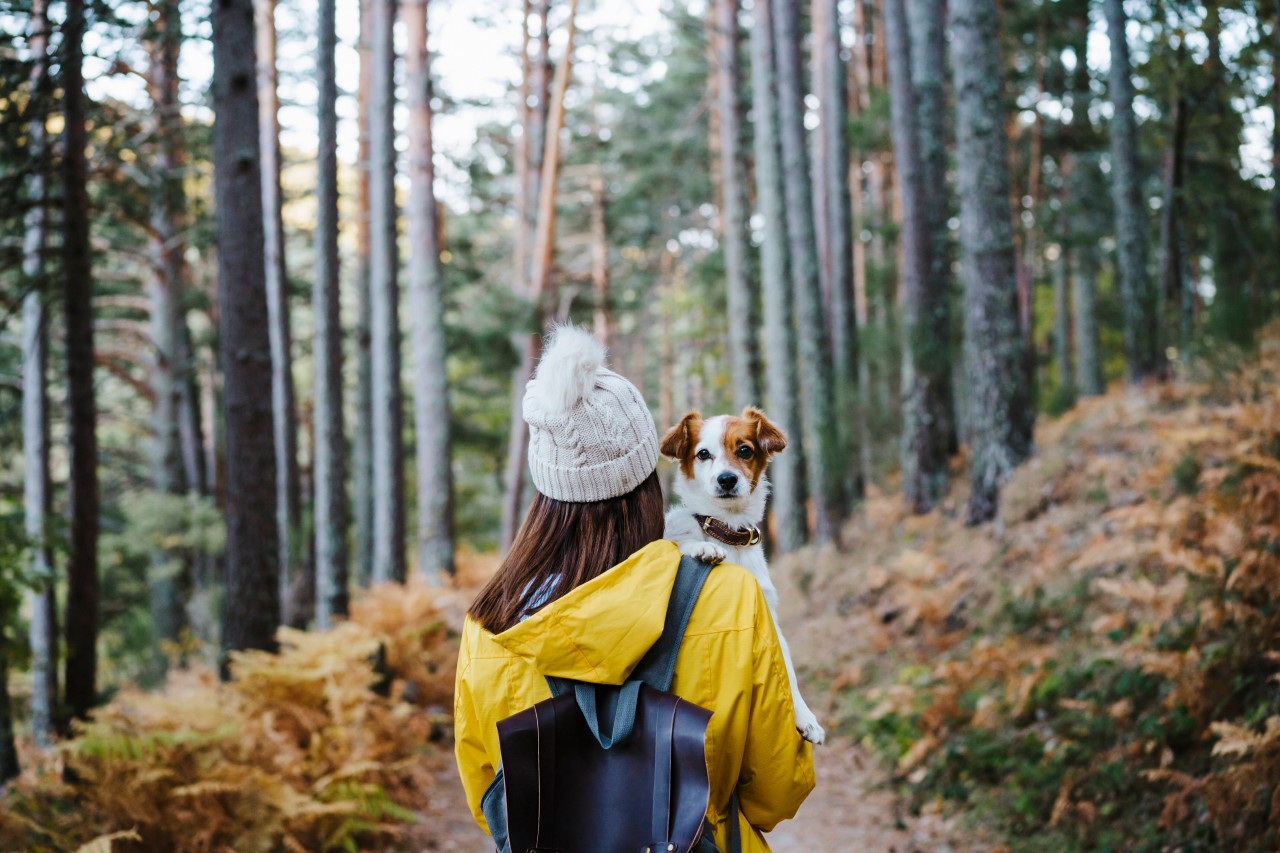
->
22;0;55;748
369;0;406;583
254;0;308;620
1052;242;1073;402
1069;156;1106;397
751;0;805;553
0;624;17;784
908;0;955;453
1103;0;1158;381
404;0;456;583
146;0;189;664
313;0;348;627
950;0;1033;525
1273;5;1279;238
815;0;863;500
212;0;280;659
772;0;845;544
62;0;100;720
713;0;761;408
1159;94;1187;360
884;0;947;514
354;0;375;586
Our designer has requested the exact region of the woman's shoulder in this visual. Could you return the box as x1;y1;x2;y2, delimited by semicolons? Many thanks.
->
685;560;765;633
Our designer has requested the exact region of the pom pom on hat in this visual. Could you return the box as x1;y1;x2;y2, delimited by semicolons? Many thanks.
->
526;325;606;415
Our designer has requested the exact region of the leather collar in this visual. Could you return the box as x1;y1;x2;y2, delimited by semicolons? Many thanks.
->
694;514;762;548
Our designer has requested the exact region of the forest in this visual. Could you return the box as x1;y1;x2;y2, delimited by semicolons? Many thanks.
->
0;0;1277;849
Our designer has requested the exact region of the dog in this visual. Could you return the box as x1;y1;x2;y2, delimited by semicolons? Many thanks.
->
660;407;825;745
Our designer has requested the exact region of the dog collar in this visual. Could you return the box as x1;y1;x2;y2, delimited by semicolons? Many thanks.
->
694;514;762;548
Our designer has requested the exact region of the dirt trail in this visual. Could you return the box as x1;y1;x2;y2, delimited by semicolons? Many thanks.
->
411;735;983;852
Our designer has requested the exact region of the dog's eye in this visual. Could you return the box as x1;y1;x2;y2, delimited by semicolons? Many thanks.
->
736;446;754;460
695;448;713;461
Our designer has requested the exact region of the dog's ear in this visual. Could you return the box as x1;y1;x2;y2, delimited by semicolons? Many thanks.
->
660;411;702;460
743;407;787;455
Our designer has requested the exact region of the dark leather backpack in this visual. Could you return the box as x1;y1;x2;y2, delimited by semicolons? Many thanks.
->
480;556;741;853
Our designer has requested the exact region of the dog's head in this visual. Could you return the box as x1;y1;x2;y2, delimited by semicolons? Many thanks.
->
660;407;787;508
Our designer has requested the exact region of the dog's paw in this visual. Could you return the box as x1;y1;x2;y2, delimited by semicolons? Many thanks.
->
796;711;826;745
679;541;727;565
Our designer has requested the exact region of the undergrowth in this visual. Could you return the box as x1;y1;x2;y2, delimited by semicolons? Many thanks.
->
0;581;461;852
787;321;1280;851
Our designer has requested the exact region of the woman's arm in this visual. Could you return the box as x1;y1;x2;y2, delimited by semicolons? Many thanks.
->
453;621;496;833
736;585;816;830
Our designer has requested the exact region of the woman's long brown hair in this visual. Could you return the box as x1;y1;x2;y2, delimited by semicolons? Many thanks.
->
469;471;666;634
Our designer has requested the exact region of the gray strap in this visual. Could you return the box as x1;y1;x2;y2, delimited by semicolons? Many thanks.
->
631;556;714;692
727;790;741;853
541;556;713;750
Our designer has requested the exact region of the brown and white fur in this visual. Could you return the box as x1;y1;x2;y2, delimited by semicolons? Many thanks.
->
660;407;825;744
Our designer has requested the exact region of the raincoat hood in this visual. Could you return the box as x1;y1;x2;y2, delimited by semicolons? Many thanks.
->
489;539;681;684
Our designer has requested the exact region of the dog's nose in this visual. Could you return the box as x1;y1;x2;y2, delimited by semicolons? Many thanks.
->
716;471;739;491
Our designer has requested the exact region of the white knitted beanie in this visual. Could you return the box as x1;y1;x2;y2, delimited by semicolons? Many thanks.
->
522;326;659;503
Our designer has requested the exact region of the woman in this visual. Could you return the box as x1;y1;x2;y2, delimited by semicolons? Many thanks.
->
454;326;814;851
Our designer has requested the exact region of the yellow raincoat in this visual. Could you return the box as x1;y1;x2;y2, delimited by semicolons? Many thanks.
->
454;539;815;852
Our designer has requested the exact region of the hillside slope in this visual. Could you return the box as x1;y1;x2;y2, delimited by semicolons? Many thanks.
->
777;324;1280;851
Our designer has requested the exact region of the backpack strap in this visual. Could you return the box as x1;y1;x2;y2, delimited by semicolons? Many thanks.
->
631;555;714;692
543;555;714;750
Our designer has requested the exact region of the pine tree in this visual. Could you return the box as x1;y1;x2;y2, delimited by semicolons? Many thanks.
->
405;0;456;581
1104;0;1158;381
814;0;862;499
313;0;349;626
772;0;844;543
884;0;948;513
255;0;308;618
908;0;955;450
145;0;189;662
22;0;56;748
212;0;280;658
750;0;805;553
353;0;375;585
950;0;1033;524
369;0;406;583
712;0;760;408
62;0;101;717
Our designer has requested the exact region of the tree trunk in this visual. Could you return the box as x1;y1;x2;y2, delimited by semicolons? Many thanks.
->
1052;242;1073;402
772;0;844;543
1103;0;1157;382
212;0;280;659
713;0;761;408
1064;13;1103;398
501;0;579;551
751;0;805;553
146;0;189;664
62;0;100;720
313;0;348;627
354;0;374;586
0;623;17;784
369;0;406;583
908;0;955;453
884;0;947;514
1069;156;1106;398
254;0;308;621
815;0;863;499
950;0;1032;525
22;0;56;747
404;0;456;583
1273;6;1279;238
589;167;613;350
1159;94;1187;360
